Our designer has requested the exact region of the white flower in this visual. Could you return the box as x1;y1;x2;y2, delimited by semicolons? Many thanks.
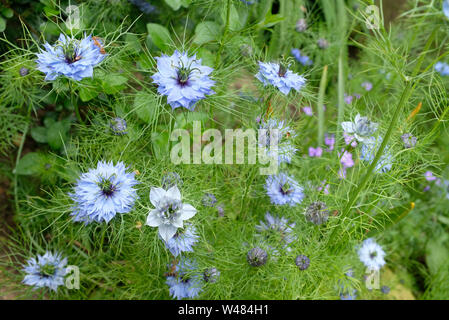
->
357;238;386;271
145;186;197;242
341;114;378;144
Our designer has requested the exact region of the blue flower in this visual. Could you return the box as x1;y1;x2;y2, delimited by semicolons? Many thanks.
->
152;50;215;111
258;118;297;164
163;224;199;257
70;161;139;224
256;212;296;251
360;137;393;173
240;0;257;4
128;0;156;14
255;61;306;95
110;117;127;135
22;251;67;291
265;173;305;206
340;289;357;300
443;0;449;19
201;193;217;207
341;114;378;144
435;62;449;76
36;33;106;81
166;258;203;300
291;48;313;66
357;238;386;271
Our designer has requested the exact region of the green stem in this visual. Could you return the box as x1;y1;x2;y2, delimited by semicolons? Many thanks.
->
317;65;328;146
70;82;84;124
13;105;32;215
214;0;231;69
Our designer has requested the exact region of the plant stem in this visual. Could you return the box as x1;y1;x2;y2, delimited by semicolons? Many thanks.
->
317;65;328;146
70;82;84;124
214;0;231;69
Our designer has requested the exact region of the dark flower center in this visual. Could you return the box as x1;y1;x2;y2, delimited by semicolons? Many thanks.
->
369;251;377;259
160;201;181;220
39;264;56;278
98;177;117;197
280;182;292;195
57;40;82;64
278;63;287;77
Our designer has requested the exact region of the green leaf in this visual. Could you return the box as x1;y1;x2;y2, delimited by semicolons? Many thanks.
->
79;86;99;102
102;74;128;94
226;4;246;31
0;17;6;33
426;239;449;275
133;91;159;123
47;121;67;150
30;127;48;143
193;21;221;45
164;0;182;10
151;131;170;160
257;12;284;28
14;152;44;175
146;23;172;51
1;8;13;19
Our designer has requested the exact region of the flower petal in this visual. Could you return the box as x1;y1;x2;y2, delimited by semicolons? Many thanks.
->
145;209;163;227
167;185;181;201
180;203;197;220
159;224;178;242
150;187;166;207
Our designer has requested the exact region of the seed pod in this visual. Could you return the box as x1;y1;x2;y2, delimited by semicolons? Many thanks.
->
19;67;29;76
305;201;329;225
295;254;310;270
247;247;268;267
110;117;127;135
295;18;307;32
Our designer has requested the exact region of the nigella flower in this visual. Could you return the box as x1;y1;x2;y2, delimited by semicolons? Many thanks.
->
255;61;306;95
343;132;358;147
302;106;313;116
295;255;310;270
360;138;393;173
128;0;156;14
381;286;391;294
357;238;386;271
338;149;354;179
317;38;329;49
161;172;183;190
341;114;378;144
362;81;373;91
151;50;215;111
443;180;449;200
70;161;139;224
258;118;297;164
291;48;313;66
344;94;353;104
240;0;257;4
36;33;106;81
247;247;268;267
203;267;220;283
295;18;307;32
443;0;449;19
201;193;217;207
340;288;357;300
317;180;330;195
22;251;67;291
255;212;297;251
309;147;323;158
435;62;449;76
145;185;197;242
304;201;329;225
401;133;417;149
163;224;199;257
19;67;29;77
325;133;335;151
110;117;127;135
424;171;438;182
265;173;305;206
166;258;203;300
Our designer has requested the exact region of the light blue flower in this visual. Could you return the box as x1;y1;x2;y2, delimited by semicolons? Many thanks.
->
256;212;296;251
435;62;449;76
151;50;215;111
291;48;313;66
255;61;306;95
341;114;378;144
36;33;106;81
360;137;393;173
70;161;139;224
145;186;197;242
265;173;305;206
166;258;203;300
22;251;67;291
340;289;357;300
163;224;199;257
357;238;386;271
258;118;297;164
443;0;449;19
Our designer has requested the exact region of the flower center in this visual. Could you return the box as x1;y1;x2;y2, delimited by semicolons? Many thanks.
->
97;177;117;197
369;251;378;259
57;39;82;64
280;182;292;195
39;264;56;278
160;199;182;221
278;63;287;77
